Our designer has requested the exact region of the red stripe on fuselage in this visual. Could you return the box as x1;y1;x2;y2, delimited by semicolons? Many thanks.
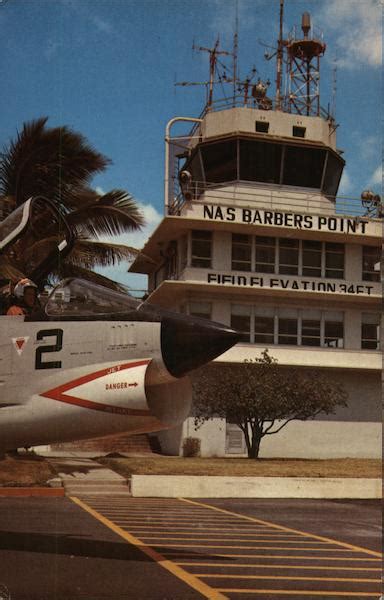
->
40;359;151;416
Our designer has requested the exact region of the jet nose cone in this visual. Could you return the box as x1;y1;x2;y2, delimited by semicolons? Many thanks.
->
161;315;240;378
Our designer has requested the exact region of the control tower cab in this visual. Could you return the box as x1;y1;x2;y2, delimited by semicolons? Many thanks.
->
171;105;344;217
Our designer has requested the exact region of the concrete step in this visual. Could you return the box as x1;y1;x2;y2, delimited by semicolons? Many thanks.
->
65;484;131;496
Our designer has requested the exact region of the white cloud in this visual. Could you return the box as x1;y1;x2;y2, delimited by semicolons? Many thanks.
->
91;15;114;34
101;200;162;250
368;164;382;186
96;201;162;293
338;169;353;195
316;0;382;69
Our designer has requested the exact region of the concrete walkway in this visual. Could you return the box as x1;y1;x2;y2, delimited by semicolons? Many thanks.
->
47;457;131;496
44;455;382;499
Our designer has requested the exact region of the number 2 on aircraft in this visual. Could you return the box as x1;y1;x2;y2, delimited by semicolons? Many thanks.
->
35;329;63;369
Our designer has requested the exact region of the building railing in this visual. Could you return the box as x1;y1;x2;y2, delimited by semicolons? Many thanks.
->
168;180;381;219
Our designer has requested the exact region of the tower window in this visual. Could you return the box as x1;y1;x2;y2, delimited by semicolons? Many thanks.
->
362;246;380;282
191;230;212;268
293;126;306;138
255;120;269;133
361;313;380;350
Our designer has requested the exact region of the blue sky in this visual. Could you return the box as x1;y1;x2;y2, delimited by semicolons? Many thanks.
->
0;0;381;290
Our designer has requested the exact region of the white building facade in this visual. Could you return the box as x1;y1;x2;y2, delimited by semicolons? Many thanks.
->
131;106;382;459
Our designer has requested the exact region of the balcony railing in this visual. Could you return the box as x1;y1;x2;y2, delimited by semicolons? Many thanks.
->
168;180;381;219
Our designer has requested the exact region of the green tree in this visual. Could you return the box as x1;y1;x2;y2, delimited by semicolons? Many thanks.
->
0;117;144;290
193;350;348;459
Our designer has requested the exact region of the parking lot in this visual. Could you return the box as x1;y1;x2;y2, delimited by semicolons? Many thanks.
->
0;497;381;599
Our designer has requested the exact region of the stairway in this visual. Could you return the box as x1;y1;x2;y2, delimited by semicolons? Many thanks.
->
48;457;132;497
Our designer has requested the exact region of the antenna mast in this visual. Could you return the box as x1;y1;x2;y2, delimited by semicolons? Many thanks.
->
233;0;239;106
191;38;233;108
275;0;284;110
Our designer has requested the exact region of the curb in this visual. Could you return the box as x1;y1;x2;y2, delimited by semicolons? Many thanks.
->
130;475;382;499
0;487;65;497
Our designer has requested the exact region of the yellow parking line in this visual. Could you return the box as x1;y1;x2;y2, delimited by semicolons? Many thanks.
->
216;589;380;596
96;517;246;524
137;536;331;544
180;499;382;558
70;496;228;600
132;530;303;536
151;543;359;551
162;552;380;561
176;562;381;571
112;524;274;530
197;574;380;583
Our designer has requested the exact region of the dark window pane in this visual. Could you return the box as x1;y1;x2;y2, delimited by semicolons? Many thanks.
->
323;151;344;196
302;319;321;346
283;146;326;189
325;243;344;279
302;240;322;277
292;126;306;138
362;246;381;282
201;140;237;183
232;234;251;271
279;239;299;275
324;321;344;348
231;314;251;343
361;315;380;350
254;316;274;344
278;318;298;345
239;140;282;184
256;236;275;272
256;121;269;133
191;230;212;268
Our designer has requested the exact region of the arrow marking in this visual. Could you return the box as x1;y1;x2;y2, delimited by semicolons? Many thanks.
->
40;360;151;416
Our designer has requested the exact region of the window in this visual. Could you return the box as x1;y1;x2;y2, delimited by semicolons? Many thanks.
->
255;236;275;273
301;310;321;347
239;140;282;184
361;313;380;350
325;243;344;279
323;151;345;197
283;146;326;189
254;308;274;344
179;234;188;270
191;230;212;268
189;301;211;320
278;310;298;345
231;304;251;343
232;234;252;271
279;238;299;275
324;312;344;348
256;120;269;133
362;246;380;282
292;126;306;138
201;140;237;183
302;240;322;277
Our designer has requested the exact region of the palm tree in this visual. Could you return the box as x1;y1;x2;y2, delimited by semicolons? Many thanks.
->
0;117;144;290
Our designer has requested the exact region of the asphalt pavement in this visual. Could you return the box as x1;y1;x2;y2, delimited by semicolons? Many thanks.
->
0;497;381;600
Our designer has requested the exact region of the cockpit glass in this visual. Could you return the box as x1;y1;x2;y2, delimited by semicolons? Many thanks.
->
45;278;141;317
0;197;72;283
0;204;26;248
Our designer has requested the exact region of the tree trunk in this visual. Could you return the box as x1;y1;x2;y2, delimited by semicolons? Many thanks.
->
248;432;262;459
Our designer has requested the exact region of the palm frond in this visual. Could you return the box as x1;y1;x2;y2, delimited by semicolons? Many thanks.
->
0;258;26;281
66;239;139;269
48;262;129;293
66;190;145;237
0;117;110;206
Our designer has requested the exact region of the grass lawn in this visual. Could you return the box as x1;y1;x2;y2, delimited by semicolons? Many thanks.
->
98;456;382;479
0;454;56;487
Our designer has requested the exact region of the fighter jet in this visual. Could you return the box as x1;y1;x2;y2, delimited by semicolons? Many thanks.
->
0;198;239;451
